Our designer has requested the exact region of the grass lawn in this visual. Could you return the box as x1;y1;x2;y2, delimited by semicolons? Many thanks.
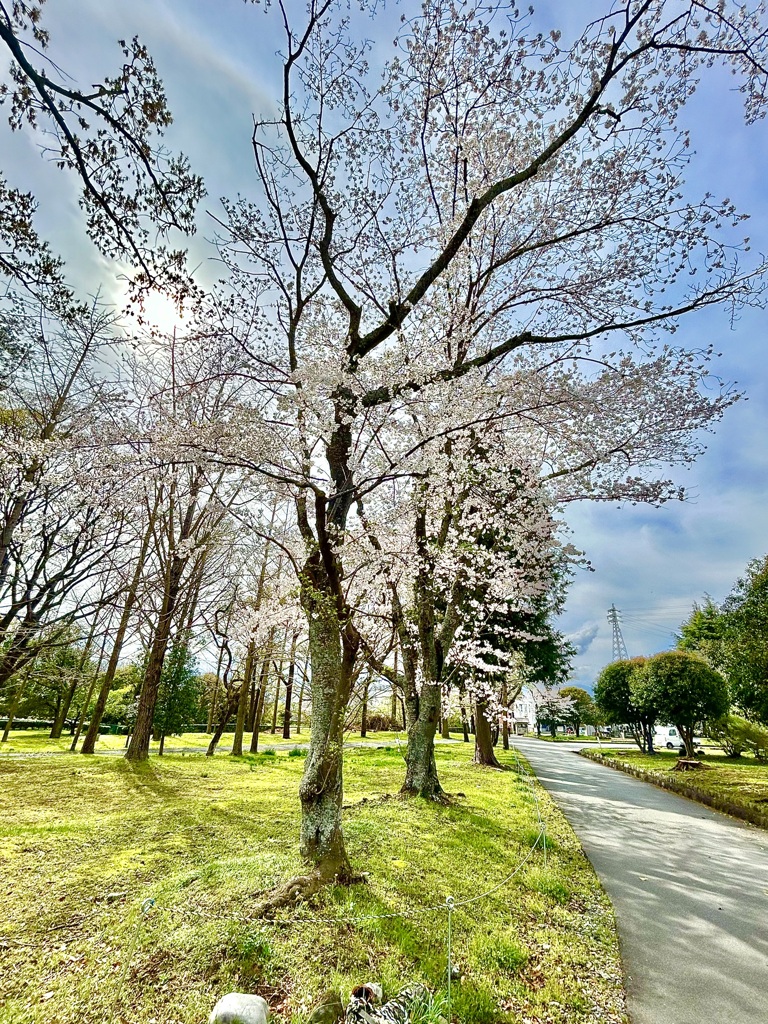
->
0;742;627;1024
582;747;768;828
0;729;315;756
0;728;428;757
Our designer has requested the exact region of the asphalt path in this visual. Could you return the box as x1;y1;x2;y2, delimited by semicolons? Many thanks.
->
513;738;768;1024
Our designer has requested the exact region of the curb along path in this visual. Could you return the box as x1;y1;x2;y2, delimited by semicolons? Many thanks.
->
513;738;768;1024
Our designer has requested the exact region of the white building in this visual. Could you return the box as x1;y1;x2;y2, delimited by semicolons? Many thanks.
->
511;687;537;733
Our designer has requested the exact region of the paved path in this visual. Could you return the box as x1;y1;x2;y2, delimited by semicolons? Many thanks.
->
513;738;768;1024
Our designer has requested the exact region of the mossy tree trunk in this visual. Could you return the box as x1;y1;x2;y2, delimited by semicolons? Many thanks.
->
298;561;356;880
402;681;443;797
401;504;463;798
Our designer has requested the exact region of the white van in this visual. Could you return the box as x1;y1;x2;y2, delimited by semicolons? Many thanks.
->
653;725;680;749
653;725;704;753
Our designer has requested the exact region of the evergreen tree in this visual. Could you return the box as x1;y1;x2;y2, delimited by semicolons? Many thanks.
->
153;642;201;754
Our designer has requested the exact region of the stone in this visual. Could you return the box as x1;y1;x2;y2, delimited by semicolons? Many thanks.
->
308;989;344;1024
209;992;269;1024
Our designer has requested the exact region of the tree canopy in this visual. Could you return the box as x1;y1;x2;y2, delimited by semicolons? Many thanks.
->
635;650;729;757
720;556;768;725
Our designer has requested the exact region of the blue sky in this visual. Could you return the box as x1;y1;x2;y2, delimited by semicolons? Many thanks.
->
4;1;767;686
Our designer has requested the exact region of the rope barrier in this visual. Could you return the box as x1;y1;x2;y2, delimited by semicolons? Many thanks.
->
445;895;454;1023
136;739;550;938
4;739;551;1024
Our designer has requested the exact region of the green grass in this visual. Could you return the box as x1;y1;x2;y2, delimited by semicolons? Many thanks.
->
0;728;317;755
582;747;768;828
0;743;627;1024
0;727;424;757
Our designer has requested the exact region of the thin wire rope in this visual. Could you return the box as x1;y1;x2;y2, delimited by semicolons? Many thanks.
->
153;740;549;928
1;746;550;942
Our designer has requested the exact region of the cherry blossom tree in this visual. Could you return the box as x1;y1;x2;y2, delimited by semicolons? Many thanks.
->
199;0;768;894
5;0;768;899
0;291;130;689
351;422;564;795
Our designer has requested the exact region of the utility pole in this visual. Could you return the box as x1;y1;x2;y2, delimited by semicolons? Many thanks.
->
607;604;629;661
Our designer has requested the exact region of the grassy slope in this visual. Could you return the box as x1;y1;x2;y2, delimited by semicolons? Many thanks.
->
581;748;768;828
0;742;627;1024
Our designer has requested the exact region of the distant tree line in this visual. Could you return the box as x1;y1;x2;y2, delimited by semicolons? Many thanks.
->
594;554;768;758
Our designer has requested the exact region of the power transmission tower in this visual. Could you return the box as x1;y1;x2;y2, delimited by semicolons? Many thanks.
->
607;604;629;661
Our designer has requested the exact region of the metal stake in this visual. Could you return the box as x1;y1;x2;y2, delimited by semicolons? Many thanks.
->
446;895;455;1022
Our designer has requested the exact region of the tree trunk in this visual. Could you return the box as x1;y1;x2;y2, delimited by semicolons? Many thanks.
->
474;701;503;768
49;674;79;740
248;632;272;732
51;618;101;739
69;670;99;752
81;491;159;754
401;682;443;798
270;650;285;734
296;664;307;735
70;631;110;752
679;723;695;758
297;594;354;879
159;732;166;755
249;656;270;753
233;639;258;756
126;553;186;762
283;634;298;740
206;689;239;756
501;681;510;750
1;673;27;742
206;719;228;756
207;643;224;734
230;674;249;757
78;607;131;753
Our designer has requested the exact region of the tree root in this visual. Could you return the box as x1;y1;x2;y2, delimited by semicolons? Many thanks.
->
255;864;367;919
398;785;450;803
342;793;394;810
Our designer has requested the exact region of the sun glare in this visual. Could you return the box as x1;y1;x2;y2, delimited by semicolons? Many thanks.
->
136;289;190;335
